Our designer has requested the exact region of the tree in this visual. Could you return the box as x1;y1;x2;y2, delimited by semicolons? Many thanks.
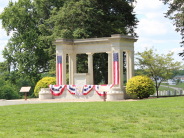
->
47;0;138;84
164;0;184;59
136;47;184;98
0;0;138;84
0;0;65;83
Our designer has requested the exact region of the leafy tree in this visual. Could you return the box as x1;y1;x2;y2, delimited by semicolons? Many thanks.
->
0;0;65;83
164;0;184;59
0;77;20;100
48;0;137;84
136;47;184;98
0;0;137;85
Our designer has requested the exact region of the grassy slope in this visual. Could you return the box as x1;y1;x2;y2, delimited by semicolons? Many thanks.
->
161;83;184;90
158;86;175;92
1;97;184;138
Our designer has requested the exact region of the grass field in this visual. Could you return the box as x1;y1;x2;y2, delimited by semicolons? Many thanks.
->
1;97;184;137
161;83;184;90
158;86;175;92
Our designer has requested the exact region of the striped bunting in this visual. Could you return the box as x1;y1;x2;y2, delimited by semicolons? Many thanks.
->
49;85;66;96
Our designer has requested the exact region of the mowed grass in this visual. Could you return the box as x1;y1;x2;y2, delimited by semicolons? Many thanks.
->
158;86;175;92
161;83;184;90
1;97;184;137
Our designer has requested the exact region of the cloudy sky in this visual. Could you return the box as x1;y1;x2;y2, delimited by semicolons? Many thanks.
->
0;0;183;63
134;0;183;63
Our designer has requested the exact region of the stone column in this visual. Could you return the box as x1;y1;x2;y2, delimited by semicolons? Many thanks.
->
62;53;66;85
106;52;112;84
69;54;76;85
119;51;124;90
73;54;77;82
69;54;72;85
126;51;130;81
129;51;133;79
131;50;134;77
86;53;94;85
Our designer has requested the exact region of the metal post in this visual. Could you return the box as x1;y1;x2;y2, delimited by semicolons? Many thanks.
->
103;92;106;102
167;90;170;96
180;90;183;95
174;90;176;96
25;92;27;100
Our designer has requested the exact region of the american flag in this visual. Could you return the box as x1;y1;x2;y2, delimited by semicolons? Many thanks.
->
113;53;119;84
57;56;62;85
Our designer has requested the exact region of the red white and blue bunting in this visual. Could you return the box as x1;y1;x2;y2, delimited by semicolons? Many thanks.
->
66;85;93;95
93;84;114;96
67;85;76;95
49;85;66;96
49;84;114;97
83;85;93;95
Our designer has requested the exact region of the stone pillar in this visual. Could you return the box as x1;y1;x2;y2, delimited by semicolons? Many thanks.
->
62;53;66;85
73;54;77;82
119;51;124;89
126;51;133;81
126;51;130;81
69;54;76;85
69;54;72;85
132;51;134;77
106;52;112;84
129;51;133;79
86;53;94;84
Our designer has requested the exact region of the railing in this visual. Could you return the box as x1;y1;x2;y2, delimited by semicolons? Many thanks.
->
150;90;184;96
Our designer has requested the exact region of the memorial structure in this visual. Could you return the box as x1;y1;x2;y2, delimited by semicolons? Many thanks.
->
39;34;137;100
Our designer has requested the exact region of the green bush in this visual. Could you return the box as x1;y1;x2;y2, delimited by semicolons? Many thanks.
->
0;85;20;100
34;77;56;97
126;75;155;99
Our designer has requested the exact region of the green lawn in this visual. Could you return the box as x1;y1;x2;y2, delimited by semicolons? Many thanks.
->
161;83;184;90
158;86;175;92
1;97;184;137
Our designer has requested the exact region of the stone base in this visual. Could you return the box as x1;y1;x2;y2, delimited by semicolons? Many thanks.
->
38;87;135;101
39;88;53;100
107;92;124;101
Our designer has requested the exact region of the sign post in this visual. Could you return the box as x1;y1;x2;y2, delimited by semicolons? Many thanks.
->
98;86;110;102
20;87;31;100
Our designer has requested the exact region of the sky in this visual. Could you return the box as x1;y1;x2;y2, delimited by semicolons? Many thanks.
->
0;0;183;63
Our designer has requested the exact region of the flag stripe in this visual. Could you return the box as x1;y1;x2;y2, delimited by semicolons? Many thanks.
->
57;56;62;85
117;61;119;84
113;53;119;85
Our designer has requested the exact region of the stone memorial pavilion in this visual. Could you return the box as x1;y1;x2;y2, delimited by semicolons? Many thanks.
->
39;34;137;100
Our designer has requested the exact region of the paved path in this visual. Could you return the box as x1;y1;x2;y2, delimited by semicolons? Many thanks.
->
0;98;140;106
0;99;70;106
160;85;182;92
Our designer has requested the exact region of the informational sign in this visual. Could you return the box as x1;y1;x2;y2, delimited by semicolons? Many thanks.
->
98;86;110;92
20;87;31;92
19;86;31;100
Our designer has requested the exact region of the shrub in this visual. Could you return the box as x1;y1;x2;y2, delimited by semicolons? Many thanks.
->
0;85;20;100
34;77;56;97
126;75;155;99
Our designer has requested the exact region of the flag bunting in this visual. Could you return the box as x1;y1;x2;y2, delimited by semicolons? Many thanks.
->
49;85;66;96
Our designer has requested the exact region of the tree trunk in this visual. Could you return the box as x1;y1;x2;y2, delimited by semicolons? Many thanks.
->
156;87;159;98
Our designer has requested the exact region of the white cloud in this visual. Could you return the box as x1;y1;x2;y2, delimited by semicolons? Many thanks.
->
145;12;166;21
170;47;184;53
136;18;168;36
134;0;164;14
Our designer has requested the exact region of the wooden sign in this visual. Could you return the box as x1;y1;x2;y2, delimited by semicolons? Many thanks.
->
20;87;31;92
98;86;110;92
19;86;31;100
